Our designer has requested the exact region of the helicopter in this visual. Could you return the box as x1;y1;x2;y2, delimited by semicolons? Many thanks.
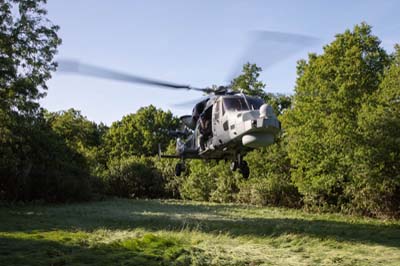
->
58;30;318;179
162;85;280;179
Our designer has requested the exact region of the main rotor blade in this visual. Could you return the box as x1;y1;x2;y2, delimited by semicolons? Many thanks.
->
227;30;320;82
57;59;205;92
172;96;210;109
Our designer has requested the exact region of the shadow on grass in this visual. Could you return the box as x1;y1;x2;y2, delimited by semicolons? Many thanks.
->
1;199;399;248
0;234;193;266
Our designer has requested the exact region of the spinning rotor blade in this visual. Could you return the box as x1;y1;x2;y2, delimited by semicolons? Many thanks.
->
57;59;205;92
172;96;210;109
227;30;320;82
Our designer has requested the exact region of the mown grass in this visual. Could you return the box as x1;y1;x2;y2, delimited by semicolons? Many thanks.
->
0;199;399;265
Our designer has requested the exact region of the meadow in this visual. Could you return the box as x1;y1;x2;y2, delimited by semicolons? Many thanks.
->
0;199;399;266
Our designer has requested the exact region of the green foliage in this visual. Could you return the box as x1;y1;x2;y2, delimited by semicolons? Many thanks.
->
30;121;90;202
153;142;182;198
1;3;398;219
101;106;179;199
104;156;165;198
265;93;292;115
45;109;108;176
246;137;291;180
240;138;301;207
209;162;241;203
237;174;301;208
230;63;292;115
0;110;91;201
0;0;91;202
105;105;179;159
349;45;400;217
180;160;218;201
283;23;390;210
0;0;61;114
45;109;104;152
230;63;266;97
179;160;241;203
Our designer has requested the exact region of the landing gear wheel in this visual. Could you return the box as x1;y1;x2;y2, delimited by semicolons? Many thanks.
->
239;161;250;179
175;163;183;176
230;161;238;171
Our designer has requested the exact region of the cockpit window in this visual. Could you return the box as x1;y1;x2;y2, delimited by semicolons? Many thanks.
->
223;97;264;112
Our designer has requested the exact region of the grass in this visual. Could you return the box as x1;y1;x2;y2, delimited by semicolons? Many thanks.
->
0;199;399;265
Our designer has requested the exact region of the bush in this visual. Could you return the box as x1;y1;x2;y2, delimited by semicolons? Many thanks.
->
178;160;241;203
179;160;217;201
153;143;182;198
237;174;301;208
209;162;241;203
104;157;165;198
239;137;301;208
0;111;92;202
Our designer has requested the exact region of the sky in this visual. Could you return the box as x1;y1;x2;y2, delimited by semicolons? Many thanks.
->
41;0;400;125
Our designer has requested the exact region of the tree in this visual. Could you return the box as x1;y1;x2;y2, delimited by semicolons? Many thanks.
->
230;63;266;97
105;105;179;159
266;93;292;115
45;109;108;176
0;0;61;200
0;0;61;114
282;23;389;209
230;63;292;114
350;45;400;217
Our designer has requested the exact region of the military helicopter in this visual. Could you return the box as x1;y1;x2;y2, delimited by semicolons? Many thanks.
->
58;31;318;178
164;85;280;179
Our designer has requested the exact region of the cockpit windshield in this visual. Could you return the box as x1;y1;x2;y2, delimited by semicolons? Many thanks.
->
223;96;264;112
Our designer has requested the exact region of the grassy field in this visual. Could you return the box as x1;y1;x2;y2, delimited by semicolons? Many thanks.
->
0;199;399;266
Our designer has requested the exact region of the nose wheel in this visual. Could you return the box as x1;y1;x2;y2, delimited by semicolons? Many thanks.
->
175;161;185;176
231;154;250;179
238;161;250;179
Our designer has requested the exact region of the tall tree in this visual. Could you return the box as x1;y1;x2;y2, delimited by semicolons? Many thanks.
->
45;109;108;176
105;105;179;159
230;63;292;114
282;23;389;208
0;0;61;114
230;63;266;97
0;0;61;200
350;45;400;217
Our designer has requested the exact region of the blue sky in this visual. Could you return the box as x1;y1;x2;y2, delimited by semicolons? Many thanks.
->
41;0;400;125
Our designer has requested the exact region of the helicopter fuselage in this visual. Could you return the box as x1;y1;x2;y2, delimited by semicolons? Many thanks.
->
168;94;280;161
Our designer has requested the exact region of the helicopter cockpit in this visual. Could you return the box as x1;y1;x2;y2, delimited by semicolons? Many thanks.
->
223;96;264;112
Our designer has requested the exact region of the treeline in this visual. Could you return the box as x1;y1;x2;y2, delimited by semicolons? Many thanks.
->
1;1;399;218
174;24;400;218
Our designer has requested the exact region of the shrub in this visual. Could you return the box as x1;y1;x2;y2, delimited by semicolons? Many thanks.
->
104;157;165;198
237;174;301;208
153;143;182;198
210;162;241;203
179;160;217;201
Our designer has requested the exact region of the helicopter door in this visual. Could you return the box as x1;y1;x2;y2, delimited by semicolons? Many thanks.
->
212;99;229;146
212;100;220;135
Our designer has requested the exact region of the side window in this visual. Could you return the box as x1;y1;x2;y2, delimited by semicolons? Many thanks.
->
214;100;220;122
222;100;225;116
